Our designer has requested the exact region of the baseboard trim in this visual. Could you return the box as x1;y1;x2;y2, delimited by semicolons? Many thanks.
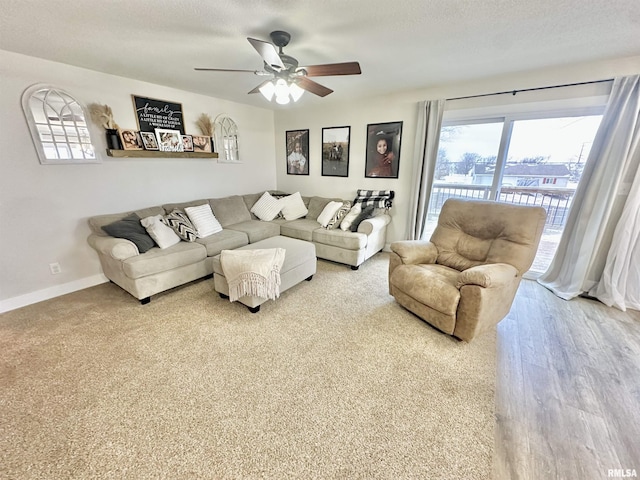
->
0;274;109;314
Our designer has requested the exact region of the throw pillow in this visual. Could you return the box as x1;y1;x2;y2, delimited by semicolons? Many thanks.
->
316;201;344;228
184;204;223;238
279;191;308;221
339;204;362;231
326;201;352;229
140;214;181;249
102;213;156;253
165;210;197;242
350;205;376;232
251;191;283;221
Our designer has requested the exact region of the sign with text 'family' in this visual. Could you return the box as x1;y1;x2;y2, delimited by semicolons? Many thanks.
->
132;95;185;134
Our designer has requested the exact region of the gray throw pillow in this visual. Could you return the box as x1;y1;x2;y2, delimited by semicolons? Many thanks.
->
102;213;156;253
349;205;375;232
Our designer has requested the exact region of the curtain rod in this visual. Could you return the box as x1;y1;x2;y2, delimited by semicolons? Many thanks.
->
446;78;614;101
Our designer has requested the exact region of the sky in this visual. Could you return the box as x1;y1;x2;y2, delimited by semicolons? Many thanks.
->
442;115;602;164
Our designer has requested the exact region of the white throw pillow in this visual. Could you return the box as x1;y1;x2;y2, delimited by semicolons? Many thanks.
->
316;201;344;227
184;204;223;238
339;204;362;231
279;192;308;221
251;191;283;221
140;214;181;249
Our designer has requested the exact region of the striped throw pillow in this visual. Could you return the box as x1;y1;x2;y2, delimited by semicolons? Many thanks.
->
326;201;352;229
250;191;283;221
165;210;197;242
184;204;223;238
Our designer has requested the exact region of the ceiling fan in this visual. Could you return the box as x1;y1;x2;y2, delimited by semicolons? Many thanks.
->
194;30;361;104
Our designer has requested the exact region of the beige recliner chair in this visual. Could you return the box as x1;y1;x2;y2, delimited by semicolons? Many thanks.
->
389;199;546;342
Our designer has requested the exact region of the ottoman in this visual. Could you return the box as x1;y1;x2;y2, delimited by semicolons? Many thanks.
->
212;236;317;312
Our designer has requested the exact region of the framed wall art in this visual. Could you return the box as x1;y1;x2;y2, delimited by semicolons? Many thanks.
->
286;129;309;175
192;135;212;153
364;121;403;179
140;131;159;150
155;128;184;152
182;134;194;152
322;126;350;177
119;129;144;151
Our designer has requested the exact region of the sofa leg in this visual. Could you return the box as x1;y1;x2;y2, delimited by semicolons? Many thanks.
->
305;275;313;281
219;292;229;299
140;297;151;305
351;265;360;271
248;305;260;313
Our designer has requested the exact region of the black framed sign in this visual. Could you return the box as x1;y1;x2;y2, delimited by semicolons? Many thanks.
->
365;121;403;178
132;95;185;134
322;126;350;177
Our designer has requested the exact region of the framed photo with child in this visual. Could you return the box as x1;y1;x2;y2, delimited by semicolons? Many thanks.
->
364;121;403;179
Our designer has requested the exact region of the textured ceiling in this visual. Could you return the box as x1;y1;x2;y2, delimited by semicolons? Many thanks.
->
1;0;639;109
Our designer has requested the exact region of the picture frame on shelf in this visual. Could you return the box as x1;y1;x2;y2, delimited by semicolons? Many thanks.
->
192;135;212;153
118;129;144;151
182;134;194;152
286;129;309;175
155;128;184;152
322;126;350;177
364;121;403;179
140;131;159;151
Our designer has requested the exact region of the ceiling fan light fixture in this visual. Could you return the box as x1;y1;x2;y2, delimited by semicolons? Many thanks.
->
289;82;304;102
258;81;276;101
275;93;290;105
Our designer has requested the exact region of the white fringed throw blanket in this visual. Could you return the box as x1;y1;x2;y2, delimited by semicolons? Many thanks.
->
220;248;286;302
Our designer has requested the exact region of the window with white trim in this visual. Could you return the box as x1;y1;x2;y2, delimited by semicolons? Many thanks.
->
21;84;98;164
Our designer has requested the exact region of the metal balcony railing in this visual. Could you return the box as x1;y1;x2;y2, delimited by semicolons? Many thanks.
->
429;184;576;228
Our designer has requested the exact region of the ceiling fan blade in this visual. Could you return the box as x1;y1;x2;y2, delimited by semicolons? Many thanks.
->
194;68;258;73
247;37;284;70
301;62;361;77
248;80;273;95
296;77;333;97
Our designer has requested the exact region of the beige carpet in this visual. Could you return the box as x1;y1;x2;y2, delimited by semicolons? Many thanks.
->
0;253;496;479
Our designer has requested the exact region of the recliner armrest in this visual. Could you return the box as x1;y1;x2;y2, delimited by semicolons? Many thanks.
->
87;234;139;260
456;263;518;289
390;240;438;265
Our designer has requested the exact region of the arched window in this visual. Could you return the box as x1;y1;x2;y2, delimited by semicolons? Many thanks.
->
214;114;240;163
21;84;98;164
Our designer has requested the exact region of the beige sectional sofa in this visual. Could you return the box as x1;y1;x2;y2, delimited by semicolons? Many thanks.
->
87;192;391;304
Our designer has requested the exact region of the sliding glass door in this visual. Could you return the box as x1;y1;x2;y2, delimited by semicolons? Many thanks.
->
423;110;603;276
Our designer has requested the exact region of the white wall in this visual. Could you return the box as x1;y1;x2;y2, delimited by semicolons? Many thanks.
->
0;50;277;312
274;55;640;246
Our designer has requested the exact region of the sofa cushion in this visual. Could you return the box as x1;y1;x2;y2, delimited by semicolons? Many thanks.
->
339;204;362;231
140;214;181;249
307;197;339;221
102;213;156;254
317;201;343;227
326;201;352;229
312;228;367;250
185;204;223;238
279;219;321;242
165;210;198;242
195;229;249;256
225;220;281;243
210;195;252;227
349;205;375;232
122;241;207;279
162;199;210;213
390;264;461;316
251;191;283;221
279;192;308;220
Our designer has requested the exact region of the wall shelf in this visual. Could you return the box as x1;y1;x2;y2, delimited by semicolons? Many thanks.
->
106;149;218;159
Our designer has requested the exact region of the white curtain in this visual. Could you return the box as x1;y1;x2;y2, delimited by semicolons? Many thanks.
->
538;75;640;301
406;99;446;240
590;126;640;311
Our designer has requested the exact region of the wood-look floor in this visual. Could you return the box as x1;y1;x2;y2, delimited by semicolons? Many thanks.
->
494;279;640;480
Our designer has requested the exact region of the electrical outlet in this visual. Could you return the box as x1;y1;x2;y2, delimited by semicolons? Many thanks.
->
49;262;61;275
